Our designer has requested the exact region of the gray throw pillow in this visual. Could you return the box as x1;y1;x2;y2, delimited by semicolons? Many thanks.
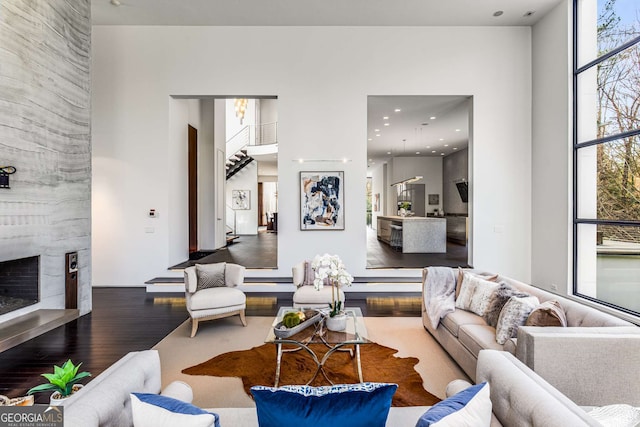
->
195;263;226;291
495;295;540;345
483;283;529;328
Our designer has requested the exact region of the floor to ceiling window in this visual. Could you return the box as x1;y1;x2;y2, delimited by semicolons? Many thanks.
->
574;0;640;314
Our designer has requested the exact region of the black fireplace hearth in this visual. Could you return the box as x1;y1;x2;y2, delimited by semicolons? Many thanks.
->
0;256;39;316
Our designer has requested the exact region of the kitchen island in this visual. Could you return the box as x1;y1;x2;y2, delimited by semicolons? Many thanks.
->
376;215;446;253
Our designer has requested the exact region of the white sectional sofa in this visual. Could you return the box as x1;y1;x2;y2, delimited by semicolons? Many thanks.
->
62;348;630;427
421;267;636;382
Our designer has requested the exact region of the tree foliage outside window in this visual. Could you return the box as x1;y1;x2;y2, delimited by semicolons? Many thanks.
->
575;0;640;315
594;0;640;236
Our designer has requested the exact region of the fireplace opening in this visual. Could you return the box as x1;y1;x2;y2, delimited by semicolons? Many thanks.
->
0;256;40;316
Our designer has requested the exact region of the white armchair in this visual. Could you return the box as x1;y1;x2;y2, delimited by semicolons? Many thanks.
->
291;261;345;309
184;263;247;337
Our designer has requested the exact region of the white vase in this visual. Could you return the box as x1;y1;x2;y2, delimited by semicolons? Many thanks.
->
50;384;83;406
325;313;347;331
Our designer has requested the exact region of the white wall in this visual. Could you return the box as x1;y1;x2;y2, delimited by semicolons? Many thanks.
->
227;162;259;235
92;25;533;285
531;1;572;294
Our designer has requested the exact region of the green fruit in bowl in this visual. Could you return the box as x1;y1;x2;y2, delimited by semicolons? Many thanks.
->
283;311;305;328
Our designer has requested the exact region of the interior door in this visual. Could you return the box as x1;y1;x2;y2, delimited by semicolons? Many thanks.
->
188;125;197;254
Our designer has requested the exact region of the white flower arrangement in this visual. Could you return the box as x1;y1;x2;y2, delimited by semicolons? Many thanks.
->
311;253;354;290
311;254;353;317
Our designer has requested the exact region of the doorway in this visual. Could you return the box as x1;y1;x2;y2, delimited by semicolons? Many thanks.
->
366;95;472;268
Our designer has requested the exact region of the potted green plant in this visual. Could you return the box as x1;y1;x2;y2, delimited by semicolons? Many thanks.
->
27;360;91;405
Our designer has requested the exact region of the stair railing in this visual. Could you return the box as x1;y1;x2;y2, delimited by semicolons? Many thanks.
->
226;126;250;160
254;122;278;146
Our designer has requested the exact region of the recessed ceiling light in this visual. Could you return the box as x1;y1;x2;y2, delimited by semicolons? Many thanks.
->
110;0;121;5
383;116;389;120
416;151;420;154
426;146;431;149
439;138;444;141
394;108;401;112
432;150;436;153
523;11;535;17
455;129;461;132
444;144;449;147
387;151;391;155
441;153;445;156
368;138;372;141
374;129;380;132
430;116;436;120
376;134;381;137
384;123;390;126
369;159;372;161
453;147;458;150
493;10;504;17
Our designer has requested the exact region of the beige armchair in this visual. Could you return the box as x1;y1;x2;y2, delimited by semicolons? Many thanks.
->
184;263;247;337
291;261;345;309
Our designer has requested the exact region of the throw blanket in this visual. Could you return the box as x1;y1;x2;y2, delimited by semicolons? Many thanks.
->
423;267;457;329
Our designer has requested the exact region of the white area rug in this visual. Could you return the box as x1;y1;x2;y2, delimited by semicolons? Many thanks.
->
153;315;468;408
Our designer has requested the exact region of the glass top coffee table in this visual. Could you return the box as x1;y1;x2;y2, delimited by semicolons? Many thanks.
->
265;307;371;387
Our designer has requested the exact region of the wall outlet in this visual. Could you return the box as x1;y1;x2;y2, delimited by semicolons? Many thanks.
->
550;283;558;291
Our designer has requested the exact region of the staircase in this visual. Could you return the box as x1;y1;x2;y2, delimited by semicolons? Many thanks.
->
225;149;254;180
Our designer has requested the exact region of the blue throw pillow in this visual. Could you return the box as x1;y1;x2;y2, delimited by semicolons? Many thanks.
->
130;393;220;427
415;382;492;427
251;382;397;427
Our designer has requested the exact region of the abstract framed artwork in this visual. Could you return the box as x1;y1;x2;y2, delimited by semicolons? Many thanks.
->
232;190;250;210
300;171;344;230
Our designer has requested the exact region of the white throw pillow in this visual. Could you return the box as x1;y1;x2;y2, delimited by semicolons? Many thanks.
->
588;404;640;427
495;295;539;345
130;393;219;427
415;382;492;427
455;273;500;317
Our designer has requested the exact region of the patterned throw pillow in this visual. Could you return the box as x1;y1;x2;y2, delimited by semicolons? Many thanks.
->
251;383;397;427
525;300;567;327
495;295;540;345
303;260;315;286
482;283;529;328
455;273;500;317
456;267;499;299
195;263;226;291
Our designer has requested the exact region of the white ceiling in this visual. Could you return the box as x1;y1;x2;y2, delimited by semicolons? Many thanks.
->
367;96;470;168
93;0;563;26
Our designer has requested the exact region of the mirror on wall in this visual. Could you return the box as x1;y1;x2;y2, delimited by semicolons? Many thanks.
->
366;95;471;269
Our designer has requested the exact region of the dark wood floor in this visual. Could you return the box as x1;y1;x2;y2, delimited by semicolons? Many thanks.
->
0;287;420;402
169;227;469;271
170;231;278;269
366;227;469;269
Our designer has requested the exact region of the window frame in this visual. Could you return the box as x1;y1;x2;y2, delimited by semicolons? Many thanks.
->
572;0;640;315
